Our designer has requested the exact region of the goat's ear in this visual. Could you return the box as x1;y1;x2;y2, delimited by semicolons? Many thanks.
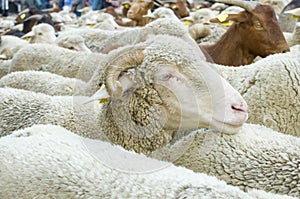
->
210;12;248;24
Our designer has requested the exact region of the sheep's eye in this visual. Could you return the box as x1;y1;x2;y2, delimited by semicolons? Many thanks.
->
254;21;263;29
38;32;43;35
159;73;172;81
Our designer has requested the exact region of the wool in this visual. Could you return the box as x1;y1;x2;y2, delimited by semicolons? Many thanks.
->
0;124;295;199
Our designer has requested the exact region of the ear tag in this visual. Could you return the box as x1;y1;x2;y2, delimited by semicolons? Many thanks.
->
172;5;177;9
221;21;232;26
183;20;191;26
291;15;299;19
196;5;201;10
24;37;30;41
123;4;130;9
88;24;94;28
98;83;108;104
216;14;228;23
204;19;210;24
20;13;26;19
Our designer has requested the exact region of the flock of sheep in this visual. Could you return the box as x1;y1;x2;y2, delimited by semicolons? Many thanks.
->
0;0;300;198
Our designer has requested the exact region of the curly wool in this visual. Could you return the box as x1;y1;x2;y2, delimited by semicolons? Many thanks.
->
152;123;300;197
0;71;86;96
210;52;300;136
0;124;295;199
0;87;103;139
9;44;105;81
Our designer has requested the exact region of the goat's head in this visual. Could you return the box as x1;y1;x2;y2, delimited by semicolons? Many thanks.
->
211;0;290;57
89;35;248;153
127;0;154;21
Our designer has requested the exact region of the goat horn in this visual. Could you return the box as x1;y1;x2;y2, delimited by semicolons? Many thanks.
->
23;14;43;22
215;0;258;12
105;48;144;99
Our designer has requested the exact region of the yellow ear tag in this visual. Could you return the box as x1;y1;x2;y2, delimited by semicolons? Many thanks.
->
291;15;299;19
204;19;210;24
88;24;94;28
196;5;201;10
216;14;228;23
183;20;191;26
24;37;30;41
172;5;177;9
123;4;130;9
98;83;108;104
20;13;26;20
221;21;232;26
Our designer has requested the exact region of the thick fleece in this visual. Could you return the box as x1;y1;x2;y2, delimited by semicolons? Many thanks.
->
9;44;105;82
153;123;300;197
0;124;295;199
210;52;300;136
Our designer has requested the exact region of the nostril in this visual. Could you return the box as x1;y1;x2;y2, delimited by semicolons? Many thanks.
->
231;104;248;113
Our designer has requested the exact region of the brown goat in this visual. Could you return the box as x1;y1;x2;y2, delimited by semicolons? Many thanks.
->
201;0;290;66
126;0;154;26
163;0;190;18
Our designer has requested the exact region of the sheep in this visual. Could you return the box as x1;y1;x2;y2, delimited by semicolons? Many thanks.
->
284;22;300;47
21;23;57;44
152;123;300;197
210;52;300;136
0;60;11;78
0;34;249;155
0;71;87;96
0;35;28;59
55;34;92;52
143;7;180;21
9;43;105;82
20;23;92;52
0;124;294;199
56;18;201;54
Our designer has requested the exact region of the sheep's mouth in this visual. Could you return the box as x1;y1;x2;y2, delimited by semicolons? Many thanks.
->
211;118;245;134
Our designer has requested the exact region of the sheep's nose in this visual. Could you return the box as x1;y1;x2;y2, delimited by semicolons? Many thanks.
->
231;102;248;113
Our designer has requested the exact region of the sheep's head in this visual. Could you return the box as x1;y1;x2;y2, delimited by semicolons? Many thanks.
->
22;23;56;44
91;35;248;154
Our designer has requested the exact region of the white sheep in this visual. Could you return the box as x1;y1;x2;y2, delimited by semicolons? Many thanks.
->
9;43;105;81
210;52;300;136
0;35;28;59
20;23;92;52
0;60;11;78
0;124;294;199
22;23;57;44
55;34;92;52
284;22;300;47
0;70;86;95
0;35;249;155
57;18;203;54
153;123;300;197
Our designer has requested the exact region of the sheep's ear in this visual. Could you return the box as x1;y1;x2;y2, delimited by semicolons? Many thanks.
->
84;74;136;105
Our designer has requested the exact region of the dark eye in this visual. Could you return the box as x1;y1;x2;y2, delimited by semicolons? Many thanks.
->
160;73;172;81
38;32;43;35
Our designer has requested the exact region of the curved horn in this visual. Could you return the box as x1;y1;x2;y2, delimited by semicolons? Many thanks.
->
215;0;258;12
105;48;145;99
23;14;43;22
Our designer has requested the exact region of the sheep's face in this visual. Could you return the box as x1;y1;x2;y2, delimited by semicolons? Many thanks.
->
92;34;249;154
151;64;248;135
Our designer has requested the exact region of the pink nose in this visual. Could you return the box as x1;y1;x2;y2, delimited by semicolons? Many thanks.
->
231;102;248;113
